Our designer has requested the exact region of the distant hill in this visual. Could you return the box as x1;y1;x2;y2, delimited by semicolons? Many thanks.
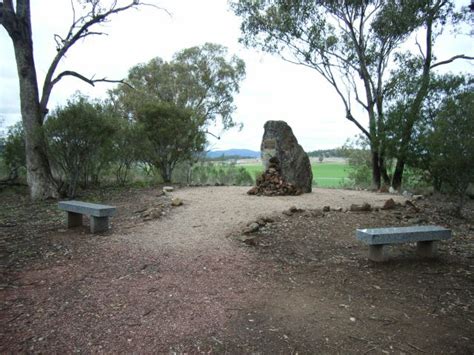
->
207;149;260;159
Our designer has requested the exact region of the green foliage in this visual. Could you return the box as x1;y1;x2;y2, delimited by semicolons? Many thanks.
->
112;43;246;130
44;94;117;197
109;43;246;184
112;117;146;185
340;136;372;188
232;0;469;189
1;122;26;181
307;148;344;158
137;102;206;183
426;90;474;213
184;162;254;186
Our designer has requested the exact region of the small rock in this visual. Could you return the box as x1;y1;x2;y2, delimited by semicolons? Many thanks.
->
334;207;343;212
381;198;396;210
243;222;260;234
389;186;397;194
405;200;420;212
247;186;259;195
261;216;274;223
402;190;413;197
322;206;330;212
171;198;183;207
350;203;372;212
237;235;257;246
311;210;324;217
289;206;304;213
163;186;174;193
141;207;163;220
413;194;424;200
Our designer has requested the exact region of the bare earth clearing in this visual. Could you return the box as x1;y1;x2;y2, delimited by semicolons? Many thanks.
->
1;186;473;353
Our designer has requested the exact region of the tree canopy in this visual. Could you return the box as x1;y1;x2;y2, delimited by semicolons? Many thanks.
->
232;0;473;189
110;43;246;182
112;43;246;131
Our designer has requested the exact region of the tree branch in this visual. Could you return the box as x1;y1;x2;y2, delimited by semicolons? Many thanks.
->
15;0;29;18
50;70;133;88
415;35;426;60
0;0;17;35
346;111;371;140
40;0;156;115
430;55;474;69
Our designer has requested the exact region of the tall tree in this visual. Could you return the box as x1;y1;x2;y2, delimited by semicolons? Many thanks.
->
232;0;473;189
0;0;155;199
113;43;246;132
112;43;246;182
137;102;206;183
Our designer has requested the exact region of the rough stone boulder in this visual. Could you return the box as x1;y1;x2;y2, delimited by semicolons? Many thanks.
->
260;120;313;193
248;157;302;196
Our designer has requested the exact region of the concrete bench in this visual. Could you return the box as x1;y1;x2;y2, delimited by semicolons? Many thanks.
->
58;200;116;234
356;225;451;262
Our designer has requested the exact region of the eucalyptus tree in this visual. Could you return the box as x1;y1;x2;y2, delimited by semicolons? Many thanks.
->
111;43;246;181
232;0;473;189
0;0;159;199
112;43;246;131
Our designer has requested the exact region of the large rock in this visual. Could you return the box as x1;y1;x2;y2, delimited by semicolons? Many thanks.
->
260;121;313;193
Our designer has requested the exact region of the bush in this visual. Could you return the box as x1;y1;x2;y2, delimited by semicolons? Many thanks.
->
44;94;117;197
1;122;26;182
174;162;254;186
112;118;146;185
426;91;474;214
137;102;206;183
341;136;372;188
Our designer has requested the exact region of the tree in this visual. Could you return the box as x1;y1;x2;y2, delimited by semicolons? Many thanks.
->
385;73;471;189
137;102;206;182
112;43;246;132
232;0;473;189
1;122;26;182
111;43;246;182
426;90;474;215
112;117;146;185
0;0;156;199
44;94;116;197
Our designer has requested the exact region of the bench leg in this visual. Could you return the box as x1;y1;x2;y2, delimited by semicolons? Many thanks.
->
417;241;437;258
369;245;386;262
67;212;83;228
90;216;109;234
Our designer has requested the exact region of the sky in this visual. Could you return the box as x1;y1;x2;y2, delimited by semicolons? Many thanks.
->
1;0;472;152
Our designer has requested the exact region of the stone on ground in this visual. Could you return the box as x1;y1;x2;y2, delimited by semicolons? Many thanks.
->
260;120;313;193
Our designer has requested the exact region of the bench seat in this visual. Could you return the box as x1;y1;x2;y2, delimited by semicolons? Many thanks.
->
58;200;116;233
356;225;451;262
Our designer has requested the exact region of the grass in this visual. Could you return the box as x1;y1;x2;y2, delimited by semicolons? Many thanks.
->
238;161;350;188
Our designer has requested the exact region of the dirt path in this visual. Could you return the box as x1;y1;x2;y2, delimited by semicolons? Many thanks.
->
4;187;471;353
121;186;404;254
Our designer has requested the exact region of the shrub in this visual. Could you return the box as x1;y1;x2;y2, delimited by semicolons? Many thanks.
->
44;94;116;197
1;122;26;182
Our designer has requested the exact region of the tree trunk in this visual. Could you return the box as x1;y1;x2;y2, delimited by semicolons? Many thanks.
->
12;26;57;199
371;151;381;190
380;159;391;186
392;158;405;191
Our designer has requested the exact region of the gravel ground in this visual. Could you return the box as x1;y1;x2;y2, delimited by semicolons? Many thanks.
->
9;186;468;353
120;186;405;254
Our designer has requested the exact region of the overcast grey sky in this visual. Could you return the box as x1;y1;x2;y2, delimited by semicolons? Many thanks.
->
1;1;472;151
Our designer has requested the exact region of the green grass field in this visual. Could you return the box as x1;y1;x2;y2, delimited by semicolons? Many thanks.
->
240;161;351;188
